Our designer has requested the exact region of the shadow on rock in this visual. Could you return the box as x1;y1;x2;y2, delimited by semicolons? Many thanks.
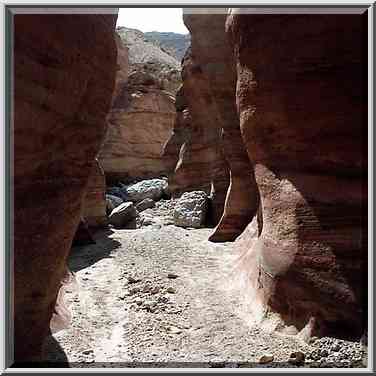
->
68;228;122;273
11;333;69;368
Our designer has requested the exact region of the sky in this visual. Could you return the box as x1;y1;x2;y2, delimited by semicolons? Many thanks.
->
116;8;189;34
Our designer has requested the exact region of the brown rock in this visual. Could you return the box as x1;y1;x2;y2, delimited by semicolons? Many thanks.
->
288;351;305;366
227;11;366;337
72;218;96;246
81;158;107;228
259;355;274;364
166;11;259;233
99;71;176;183
14;14;117;361
164;47;230;225
185;12;259;242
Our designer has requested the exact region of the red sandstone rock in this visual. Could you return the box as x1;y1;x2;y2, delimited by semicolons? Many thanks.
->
227;11;366;338
184;12;258;242
13;14;117;361
166;11;258;233
163;48;230;224
81;158;107;228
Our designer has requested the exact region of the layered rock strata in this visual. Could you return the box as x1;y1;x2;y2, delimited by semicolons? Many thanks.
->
227;11;367;338
99;36;176;184
163;49;230;225
166;11;258;236
13;14;117;361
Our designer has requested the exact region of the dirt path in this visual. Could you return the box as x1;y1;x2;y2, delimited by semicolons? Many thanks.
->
42;202;365;368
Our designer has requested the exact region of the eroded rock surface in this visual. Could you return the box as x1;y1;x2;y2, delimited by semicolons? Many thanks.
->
99;32;177;183
13;14;117;361
165;11;258;234
174;191;208;228
82;158;107;228
163;49;230;225
227;11;366;338
109;202;138;228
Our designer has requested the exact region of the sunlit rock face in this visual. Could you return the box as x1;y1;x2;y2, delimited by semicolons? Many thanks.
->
99;35;176;184
227;11;367;338
13;14;117;361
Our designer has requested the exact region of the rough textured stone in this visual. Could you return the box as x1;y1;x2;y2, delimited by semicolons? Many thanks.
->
99;71;176;183
107;186;128;201
163;49;230;225
184;11;259;241
99;27;180;184
106;194;124;214
126;179;168;202
117;26;181;94
165;11;259;233
13;14;117;361
72;218;96;246
109;202;138;228
227;11;366;338
173;191;208;228
81;158;107;228
135;198;156;212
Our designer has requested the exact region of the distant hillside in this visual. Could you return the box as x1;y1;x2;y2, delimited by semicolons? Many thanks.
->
144;31;191;62
116;26;181;94
117;27;180;69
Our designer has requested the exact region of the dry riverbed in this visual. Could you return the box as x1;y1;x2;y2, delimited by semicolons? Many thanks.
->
42;201;366;368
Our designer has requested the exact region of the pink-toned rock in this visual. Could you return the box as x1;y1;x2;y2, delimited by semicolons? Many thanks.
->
99;70;176;184
227;11;366;338
14;14;117;361
163;51;230;224
81;158;107;228
185;12;259;241
166;11;258;232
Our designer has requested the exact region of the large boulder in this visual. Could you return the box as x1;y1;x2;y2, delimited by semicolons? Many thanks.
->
106;194;124;214
227;10;366;338
107;186;128;201
135;198;156;212
109;202;138;228
13;14;118;361
173;191;208;228
126;178;168;202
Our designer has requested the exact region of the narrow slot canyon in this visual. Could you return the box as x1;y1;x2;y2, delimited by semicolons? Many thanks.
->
11;7;368;369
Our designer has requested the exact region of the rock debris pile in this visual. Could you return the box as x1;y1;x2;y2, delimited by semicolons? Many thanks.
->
105;178;209;230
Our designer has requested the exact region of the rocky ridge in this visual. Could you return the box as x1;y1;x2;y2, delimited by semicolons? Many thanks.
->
144;31;191;61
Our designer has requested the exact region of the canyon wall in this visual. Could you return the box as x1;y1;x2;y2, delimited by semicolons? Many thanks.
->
163;48;230;224
81;158;107;228
99;31;176;184
165;10;258;236
13;14;117;361
227;11;367;338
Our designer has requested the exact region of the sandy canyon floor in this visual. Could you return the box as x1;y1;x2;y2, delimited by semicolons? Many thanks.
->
42;200;366;369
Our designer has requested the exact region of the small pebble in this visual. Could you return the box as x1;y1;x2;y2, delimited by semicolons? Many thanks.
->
259;355;274;364
288;351;305;365
167;273;179;279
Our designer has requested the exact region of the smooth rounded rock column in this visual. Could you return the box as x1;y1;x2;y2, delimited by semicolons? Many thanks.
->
13;14;118;361
227;11;367;337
